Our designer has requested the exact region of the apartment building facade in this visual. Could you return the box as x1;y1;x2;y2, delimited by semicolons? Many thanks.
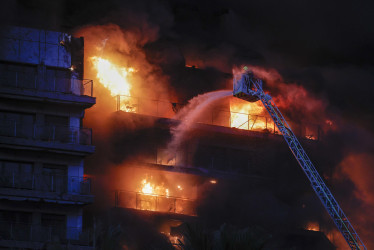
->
0;26;95;249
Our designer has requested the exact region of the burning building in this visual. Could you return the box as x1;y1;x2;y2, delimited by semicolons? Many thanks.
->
0;26;95;249
78;26;337;248
1;1;372;249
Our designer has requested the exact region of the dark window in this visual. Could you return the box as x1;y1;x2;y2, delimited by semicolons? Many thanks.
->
0;210;32;224
229;149;252;173
194;145;227;170
45;115;69;126
45;67;71;93
0;160;33;189
0;210;32;241
41;213;66;240
0;62;37;89
0;111;35;138
41;164;67;193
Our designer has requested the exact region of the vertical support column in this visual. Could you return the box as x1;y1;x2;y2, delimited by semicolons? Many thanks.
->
32;212;41;241
34;113;44;140
37;63;46;91
70;117;80;143
34;162;43;191
67;209;83;240
67;161;84;194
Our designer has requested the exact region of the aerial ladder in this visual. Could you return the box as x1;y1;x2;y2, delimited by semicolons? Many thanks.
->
233;69;366;250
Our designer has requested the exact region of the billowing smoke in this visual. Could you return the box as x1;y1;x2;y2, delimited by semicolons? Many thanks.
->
246;66;330;127
333;153;374;249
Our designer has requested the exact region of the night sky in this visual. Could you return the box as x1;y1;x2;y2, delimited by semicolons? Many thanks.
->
2;0;374;248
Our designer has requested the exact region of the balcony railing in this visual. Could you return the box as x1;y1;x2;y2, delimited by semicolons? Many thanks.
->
0;120;92;145
0;173;91;195
0;221;93;246
115;190;196;216
116;95;322;140
0;70;93;97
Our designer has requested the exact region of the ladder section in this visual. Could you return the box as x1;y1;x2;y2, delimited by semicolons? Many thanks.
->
250;79;366;250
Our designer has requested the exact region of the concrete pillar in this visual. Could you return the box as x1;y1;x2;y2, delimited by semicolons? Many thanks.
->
67;161;83;194
37;63;46;90
69;116;80;127
32;212;41;225
66;208;82;240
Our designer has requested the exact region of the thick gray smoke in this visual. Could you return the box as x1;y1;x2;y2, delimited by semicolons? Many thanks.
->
167;90;231;159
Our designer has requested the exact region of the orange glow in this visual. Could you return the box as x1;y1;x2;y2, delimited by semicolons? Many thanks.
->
230;99;268;131
161;232;182;245
210;179;217;184
140;177;169;197
185;64;198;68
91;56;136;112
306;221;320;231
135;175;196;215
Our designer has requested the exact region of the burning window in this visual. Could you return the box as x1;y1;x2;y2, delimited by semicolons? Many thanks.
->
113;167;197;216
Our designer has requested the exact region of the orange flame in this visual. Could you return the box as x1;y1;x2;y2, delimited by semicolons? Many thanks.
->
136;176;197;215
91;56;136;112
140;178;169;197
230;100;269;131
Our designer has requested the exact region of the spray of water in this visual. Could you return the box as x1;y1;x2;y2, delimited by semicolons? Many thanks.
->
167;90;232;162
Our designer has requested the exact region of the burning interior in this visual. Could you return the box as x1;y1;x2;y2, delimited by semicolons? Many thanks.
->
111;167;197;216
90;55;321;141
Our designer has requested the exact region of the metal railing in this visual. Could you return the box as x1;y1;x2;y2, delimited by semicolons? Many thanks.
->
115;190;196;216
0;221;93;245
116;95;322;140
0;173;91;195
116;95;183;118
0;120;92;145
0;70;93;97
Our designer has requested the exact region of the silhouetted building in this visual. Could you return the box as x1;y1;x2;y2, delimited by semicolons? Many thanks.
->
0;26;95;249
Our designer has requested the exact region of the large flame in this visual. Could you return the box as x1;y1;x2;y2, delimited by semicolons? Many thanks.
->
230;100;269;131
140;178;169;197
91;56;136;112
137;176;196;215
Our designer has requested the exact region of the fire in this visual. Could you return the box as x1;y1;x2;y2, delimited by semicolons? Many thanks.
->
91;56;136;112
306;221;320;231
140;178;169;197
141;179;153;194
230;99;268;131
136;176;196;215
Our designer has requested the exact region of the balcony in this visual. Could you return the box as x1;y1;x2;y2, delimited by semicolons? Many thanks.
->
115;190;196;216
116;95;322;140
0;173;91;195
0;221;93;247
0;173;93;204
0;69;94;105
0;120;94;153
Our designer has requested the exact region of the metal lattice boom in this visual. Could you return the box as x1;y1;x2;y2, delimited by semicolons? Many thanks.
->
233;72;366;250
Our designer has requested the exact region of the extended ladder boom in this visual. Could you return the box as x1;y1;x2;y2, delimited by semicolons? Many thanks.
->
233;72;366;250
